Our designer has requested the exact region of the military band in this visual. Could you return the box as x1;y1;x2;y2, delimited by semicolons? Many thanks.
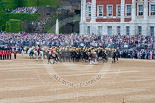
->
0;47;12;60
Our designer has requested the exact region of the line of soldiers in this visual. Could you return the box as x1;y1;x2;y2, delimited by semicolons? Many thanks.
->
0;47;12;60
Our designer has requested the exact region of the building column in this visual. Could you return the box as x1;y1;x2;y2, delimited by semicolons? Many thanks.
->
143;0;148;35
83;0;86;22
143;23;148;35
80;0;83;22
131;23;136;35
113;25;117;35
144;0;148;21
80;0;86;35
132;0;136;21
121;0;125;35
90;0;96;34
91;0;96;22
80;0;86;22
121;0;125;23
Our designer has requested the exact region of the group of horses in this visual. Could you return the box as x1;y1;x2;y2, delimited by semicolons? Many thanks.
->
23;47;109;64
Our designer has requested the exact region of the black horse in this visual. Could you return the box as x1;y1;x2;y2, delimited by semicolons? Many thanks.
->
97;50;108;63
80;50;89;62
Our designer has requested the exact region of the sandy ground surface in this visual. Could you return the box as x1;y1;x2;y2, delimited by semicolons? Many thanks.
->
0;55;155;103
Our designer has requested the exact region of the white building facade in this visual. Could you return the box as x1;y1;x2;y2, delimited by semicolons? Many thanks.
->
80;0;155;35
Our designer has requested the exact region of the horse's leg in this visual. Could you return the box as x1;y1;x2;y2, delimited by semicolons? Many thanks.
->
41;52;43;61
90;58;93;64
48;55;50;64
69;56;71;62
36;52;38;61
73;57;75;62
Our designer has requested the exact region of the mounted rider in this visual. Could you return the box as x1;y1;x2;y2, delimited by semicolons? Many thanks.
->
37;45;41;56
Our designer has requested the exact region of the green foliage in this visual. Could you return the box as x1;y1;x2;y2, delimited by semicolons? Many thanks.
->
53;12;58;24
0;0;59;32
73;15;80;26
0;12;39;31
16;0;24;7
48;12;59;33
0;0;59;10
7;13;40;21
0;10;7;31
59;23;62;34
45;19;51;33
22;0;59;7
5;19;24;33
0;0;18;10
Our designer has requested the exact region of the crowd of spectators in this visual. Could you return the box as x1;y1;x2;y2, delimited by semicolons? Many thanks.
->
11;7;38;13
0;33;155;59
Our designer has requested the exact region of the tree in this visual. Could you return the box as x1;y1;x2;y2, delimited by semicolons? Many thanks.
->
1;0;18;10
0;10;7;31
5;19;24;33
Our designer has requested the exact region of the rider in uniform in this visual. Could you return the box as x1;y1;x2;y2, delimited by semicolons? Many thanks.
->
47;47;52;64
112;49;117;63
37;45;40;56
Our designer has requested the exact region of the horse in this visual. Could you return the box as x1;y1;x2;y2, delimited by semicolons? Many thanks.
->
34;50;44;61
59;49;66;62
101;51;108;63
88;51;98;65
48;52;59;64
80;50;89;62
27;48;35;59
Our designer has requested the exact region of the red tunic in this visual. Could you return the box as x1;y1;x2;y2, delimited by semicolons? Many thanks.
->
4;51;6;55
38;48;40;53
51;50;53;54
9;50;12;55
14;50;17;55
0;50;2;55
2;50;5;56
7;50;9;55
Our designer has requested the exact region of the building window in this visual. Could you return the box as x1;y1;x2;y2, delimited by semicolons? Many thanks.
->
126;5;131;16
116;5;121;16
138;5;143;16
138;26;142;35
151;5;155;16
98;26;102;35
150;26;154;36
87;26;90;34
126;26;130;35
97;5;103;17
87;5;91;17
117;26;121;35
107;5;113;16
107;26;112;35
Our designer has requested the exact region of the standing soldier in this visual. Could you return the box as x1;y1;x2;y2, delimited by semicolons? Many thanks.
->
14;49;17;59
9;48;12;60
4;48;7;60
7;48;9;60
0;47;2;60
112;49;117;63
116;49;119;62
2;48;5;60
